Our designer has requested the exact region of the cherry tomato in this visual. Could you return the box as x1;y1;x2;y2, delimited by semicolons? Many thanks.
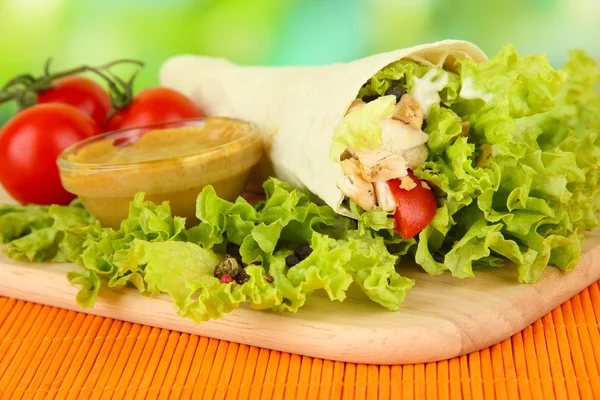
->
387;171;438;239
103;87;204;132
37;76;111;126
0;104;100;205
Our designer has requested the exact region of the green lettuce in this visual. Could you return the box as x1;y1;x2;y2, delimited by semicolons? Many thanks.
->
114;225;414;323
328;43;599;284
357;60;462;106
67;192;187;307
51;179;413;322
1;200;100;263
412;44;600;283
191;178;341;256
535;50;600;150
329;95;396;161
0;204;52;243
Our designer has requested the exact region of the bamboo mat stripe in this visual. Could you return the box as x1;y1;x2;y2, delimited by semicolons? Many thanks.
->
2;283;600;398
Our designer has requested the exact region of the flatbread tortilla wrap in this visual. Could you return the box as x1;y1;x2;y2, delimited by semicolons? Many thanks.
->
160;41;600;285
159;40;487;217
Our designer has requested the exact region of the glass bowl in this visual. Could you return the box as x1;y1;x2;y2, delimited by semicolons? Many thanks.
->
58;117;262;229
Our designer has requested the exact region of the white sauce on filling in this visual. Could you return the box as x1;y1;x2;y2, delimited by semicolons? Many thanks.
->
409;68;449;118
459;77;494;103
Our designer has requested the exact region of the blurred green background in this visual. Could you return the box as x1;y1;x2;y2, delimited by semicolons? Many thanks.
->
0;0;598;125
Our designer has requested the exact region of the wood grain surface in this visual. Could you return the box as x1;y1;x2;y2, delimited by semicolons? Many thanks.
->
1;186;599;365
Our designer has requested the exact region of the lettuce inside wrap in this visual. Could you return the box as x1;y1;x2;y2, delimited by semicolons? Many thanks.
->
330;44;600;283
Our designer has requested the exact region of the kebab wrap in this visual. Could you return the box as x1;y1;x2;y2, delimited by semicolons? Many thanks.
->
159;40;486;214
160;40;600;283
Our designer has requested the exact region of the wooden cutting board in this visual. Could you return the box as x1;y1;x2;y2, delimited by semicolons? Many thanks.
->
1;186;600;365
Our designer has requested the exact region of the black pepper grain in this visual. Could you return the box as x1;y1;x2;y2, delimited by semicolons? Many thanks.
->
235;269;250;285
285;254;300;268
294;244;313;261
361;94;379;103
385;85;405;102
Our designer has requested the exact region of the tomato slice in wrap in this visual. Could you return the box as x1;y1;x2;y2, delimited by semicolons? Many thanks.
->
387;170;437;239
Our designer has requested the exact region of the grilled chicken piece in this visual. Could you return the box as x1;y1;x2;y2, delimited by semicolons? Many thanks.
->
392;94;424;129
401;144;428;169
337;159;376;211
399;175;417;190
374;181;396;212
379;118;429;154
355;148;408;182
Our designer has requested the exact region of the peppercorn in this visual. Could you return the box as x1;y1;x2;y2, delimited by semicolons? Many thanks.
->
221;274;234;284
385;85;405;102
264;274;274;283
362;94;378;103
235;270;250;285
294;244;313;261
286;254;300;268
214;255;241;279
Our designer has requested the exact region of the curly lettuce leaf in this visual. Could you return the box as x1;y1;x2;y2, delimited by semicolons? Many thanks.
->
534;50;600;151
424;104;464;155
60;178;415;320
456;43;566;120
267;229;414;313
357;60;461;107
113;224;414;323
2;201;100;263
133;240;238;322
68;192;187;307
193;178;339;260
414;44;600;283
0;204;52;243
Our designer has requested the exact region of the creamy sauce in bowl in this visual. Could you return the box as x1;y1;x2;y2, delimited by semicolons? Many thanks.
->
58;117;263;229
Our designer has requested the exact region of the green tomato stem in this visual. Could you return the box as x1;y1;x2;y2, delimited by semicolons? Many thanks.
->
0;58;145;112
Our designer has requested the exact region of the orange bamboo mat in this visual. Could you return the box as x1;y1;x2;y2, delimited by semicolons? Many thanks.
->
2;282;600;399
